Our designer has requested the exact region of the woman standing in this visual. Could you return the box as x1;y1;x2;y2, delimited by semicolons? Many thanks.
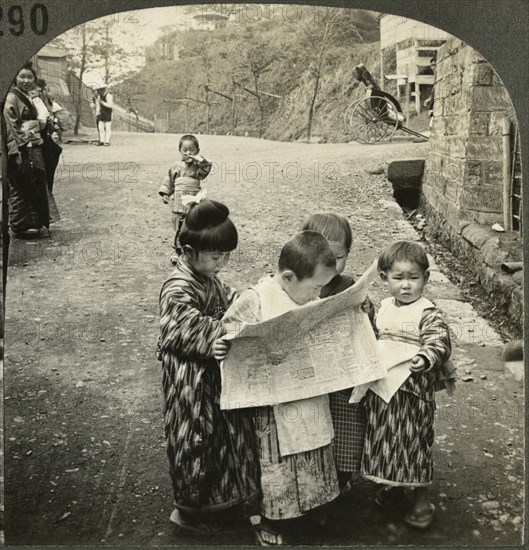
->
3;62;51;238
95;85;113;146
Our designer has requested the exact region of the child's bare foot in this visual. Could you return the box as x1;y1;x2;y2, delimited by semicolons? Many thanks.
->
250;516;286;547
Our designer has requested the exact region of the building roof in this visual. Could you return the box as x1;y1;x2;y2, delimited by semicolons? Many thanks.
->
193;13;229;22
38;44;68;58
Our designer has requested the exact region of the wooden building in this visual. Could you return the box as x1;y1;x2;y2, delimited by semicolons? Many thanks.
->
192;13;229;30
32;45;70;99
379;14;452;114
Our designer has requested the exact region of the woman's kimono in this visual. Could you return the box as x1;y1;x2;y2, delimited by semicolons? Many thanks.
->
3;88;50;232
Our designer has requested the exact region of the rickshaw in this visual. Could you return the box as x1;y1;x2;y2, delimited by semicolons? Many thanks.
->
344;64;429;144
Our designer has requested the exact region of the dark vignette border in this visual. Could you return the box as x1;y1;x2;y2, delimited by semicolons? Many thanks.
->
0;1;527;549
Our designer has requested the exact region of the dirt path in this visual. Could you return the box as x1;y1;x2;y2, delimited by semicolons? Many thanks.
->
3;132;523;546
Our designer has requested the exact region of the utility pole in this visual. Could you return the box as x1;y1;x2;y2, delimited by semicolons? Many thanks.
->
232;88;236;135
104;24;110;84
164;96;220;133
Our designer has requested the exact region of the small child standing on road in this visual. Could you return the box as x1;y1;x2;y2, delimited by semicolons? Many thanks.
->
158;198;260;536
219;231;340;546
159;134;212;259
359;241;456;530
301;212;374;492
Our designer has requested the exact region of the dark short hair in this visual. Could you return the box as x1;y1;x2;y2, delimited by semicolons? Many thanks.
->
301;212;352;250
36;78;47;88
179;134;200;151
278;231;336;280
17;62;38;82
377;241;429;273
179;199;238;252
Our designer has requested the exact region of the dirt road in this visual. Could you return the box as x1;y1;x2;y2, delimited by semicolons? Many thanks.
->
3;132;523;546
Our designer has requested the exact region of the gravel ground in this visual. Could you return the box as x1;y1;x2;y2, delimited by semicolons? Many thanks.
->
2;132;524;546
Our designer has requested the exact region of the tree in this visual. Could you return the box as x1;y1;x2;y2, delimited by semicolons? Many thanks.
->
50;14;146;134
69;23;103;134
299;7;371;141
50;21;112;134
234;31;280;137
91;20;127;85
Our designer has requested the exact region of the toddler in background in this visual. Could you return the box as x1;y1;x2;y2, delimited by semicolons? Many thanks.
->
159;134;212;259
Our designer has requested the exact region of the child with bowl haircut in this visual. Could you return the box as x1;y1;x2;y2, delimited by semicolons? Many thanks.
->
360;241;456;530
218;231;340;546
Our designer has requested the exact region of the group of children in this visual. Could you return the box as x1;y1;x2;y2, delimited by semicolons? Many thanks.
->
157;135;456;545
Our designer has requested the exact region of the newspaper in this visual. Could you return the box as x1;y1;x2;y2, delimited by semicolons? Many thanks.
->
220;261;386;409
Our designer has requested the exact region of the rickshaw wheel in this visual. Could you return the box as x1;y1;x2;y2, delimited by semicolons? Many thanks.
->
344;96;400;144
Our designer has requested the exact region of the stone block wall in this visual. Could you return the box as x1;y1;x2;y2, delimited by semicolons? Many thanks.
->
422;38;516;228
420;38;522;337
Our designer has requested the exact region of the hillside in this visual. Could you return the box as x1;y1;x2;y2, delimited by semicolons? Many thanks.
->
119;9;387;142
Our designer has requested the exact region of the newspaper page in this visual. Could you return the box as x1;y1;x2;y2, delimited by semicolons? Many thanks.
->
220;262;386;409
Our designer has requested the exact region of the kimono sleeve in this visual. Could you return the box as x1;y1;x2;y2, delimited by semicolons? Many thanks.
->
343;274;375;327
3;94;30;150
159;276;227;361
222;288;261;324
417;308;452;372
364;296;376;328
196;158;212;180
223;283;239;309
159;164;178;196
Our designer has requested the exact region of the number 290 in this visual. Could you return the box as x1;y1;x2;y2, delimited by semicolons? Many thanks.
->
0;4;49;36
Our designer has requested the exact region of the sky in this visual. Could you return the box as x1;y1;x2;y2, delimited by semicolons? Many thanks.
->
58;6;200;85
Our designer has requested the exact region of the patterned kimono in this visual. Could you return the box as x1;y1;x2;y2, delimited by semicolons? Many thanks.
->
3;88;50;232
361;297;452;487
321;273;374;475
159;159;212;216
158;256;260;514
223;276;340;520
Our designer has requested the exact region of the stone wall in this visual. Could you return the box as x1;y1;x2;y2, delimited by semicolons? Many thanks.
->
422;38;516;229
420;38;522;337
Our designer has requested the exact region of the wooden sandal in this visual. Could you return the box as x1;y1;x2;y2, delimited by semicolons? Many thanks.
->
404;503;436;530
251;516;287;547
169;508;214;536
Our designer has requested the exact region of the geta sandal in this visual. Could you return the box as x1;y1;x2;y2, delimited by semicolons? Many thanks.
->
404;503;435;530
251;516;286;547
169;508;214;536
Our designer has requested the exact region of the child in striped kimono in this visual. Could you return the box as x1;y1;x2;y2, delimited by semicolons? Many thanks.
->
358;241;456;530
158;198;260;536
219;231;341;546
